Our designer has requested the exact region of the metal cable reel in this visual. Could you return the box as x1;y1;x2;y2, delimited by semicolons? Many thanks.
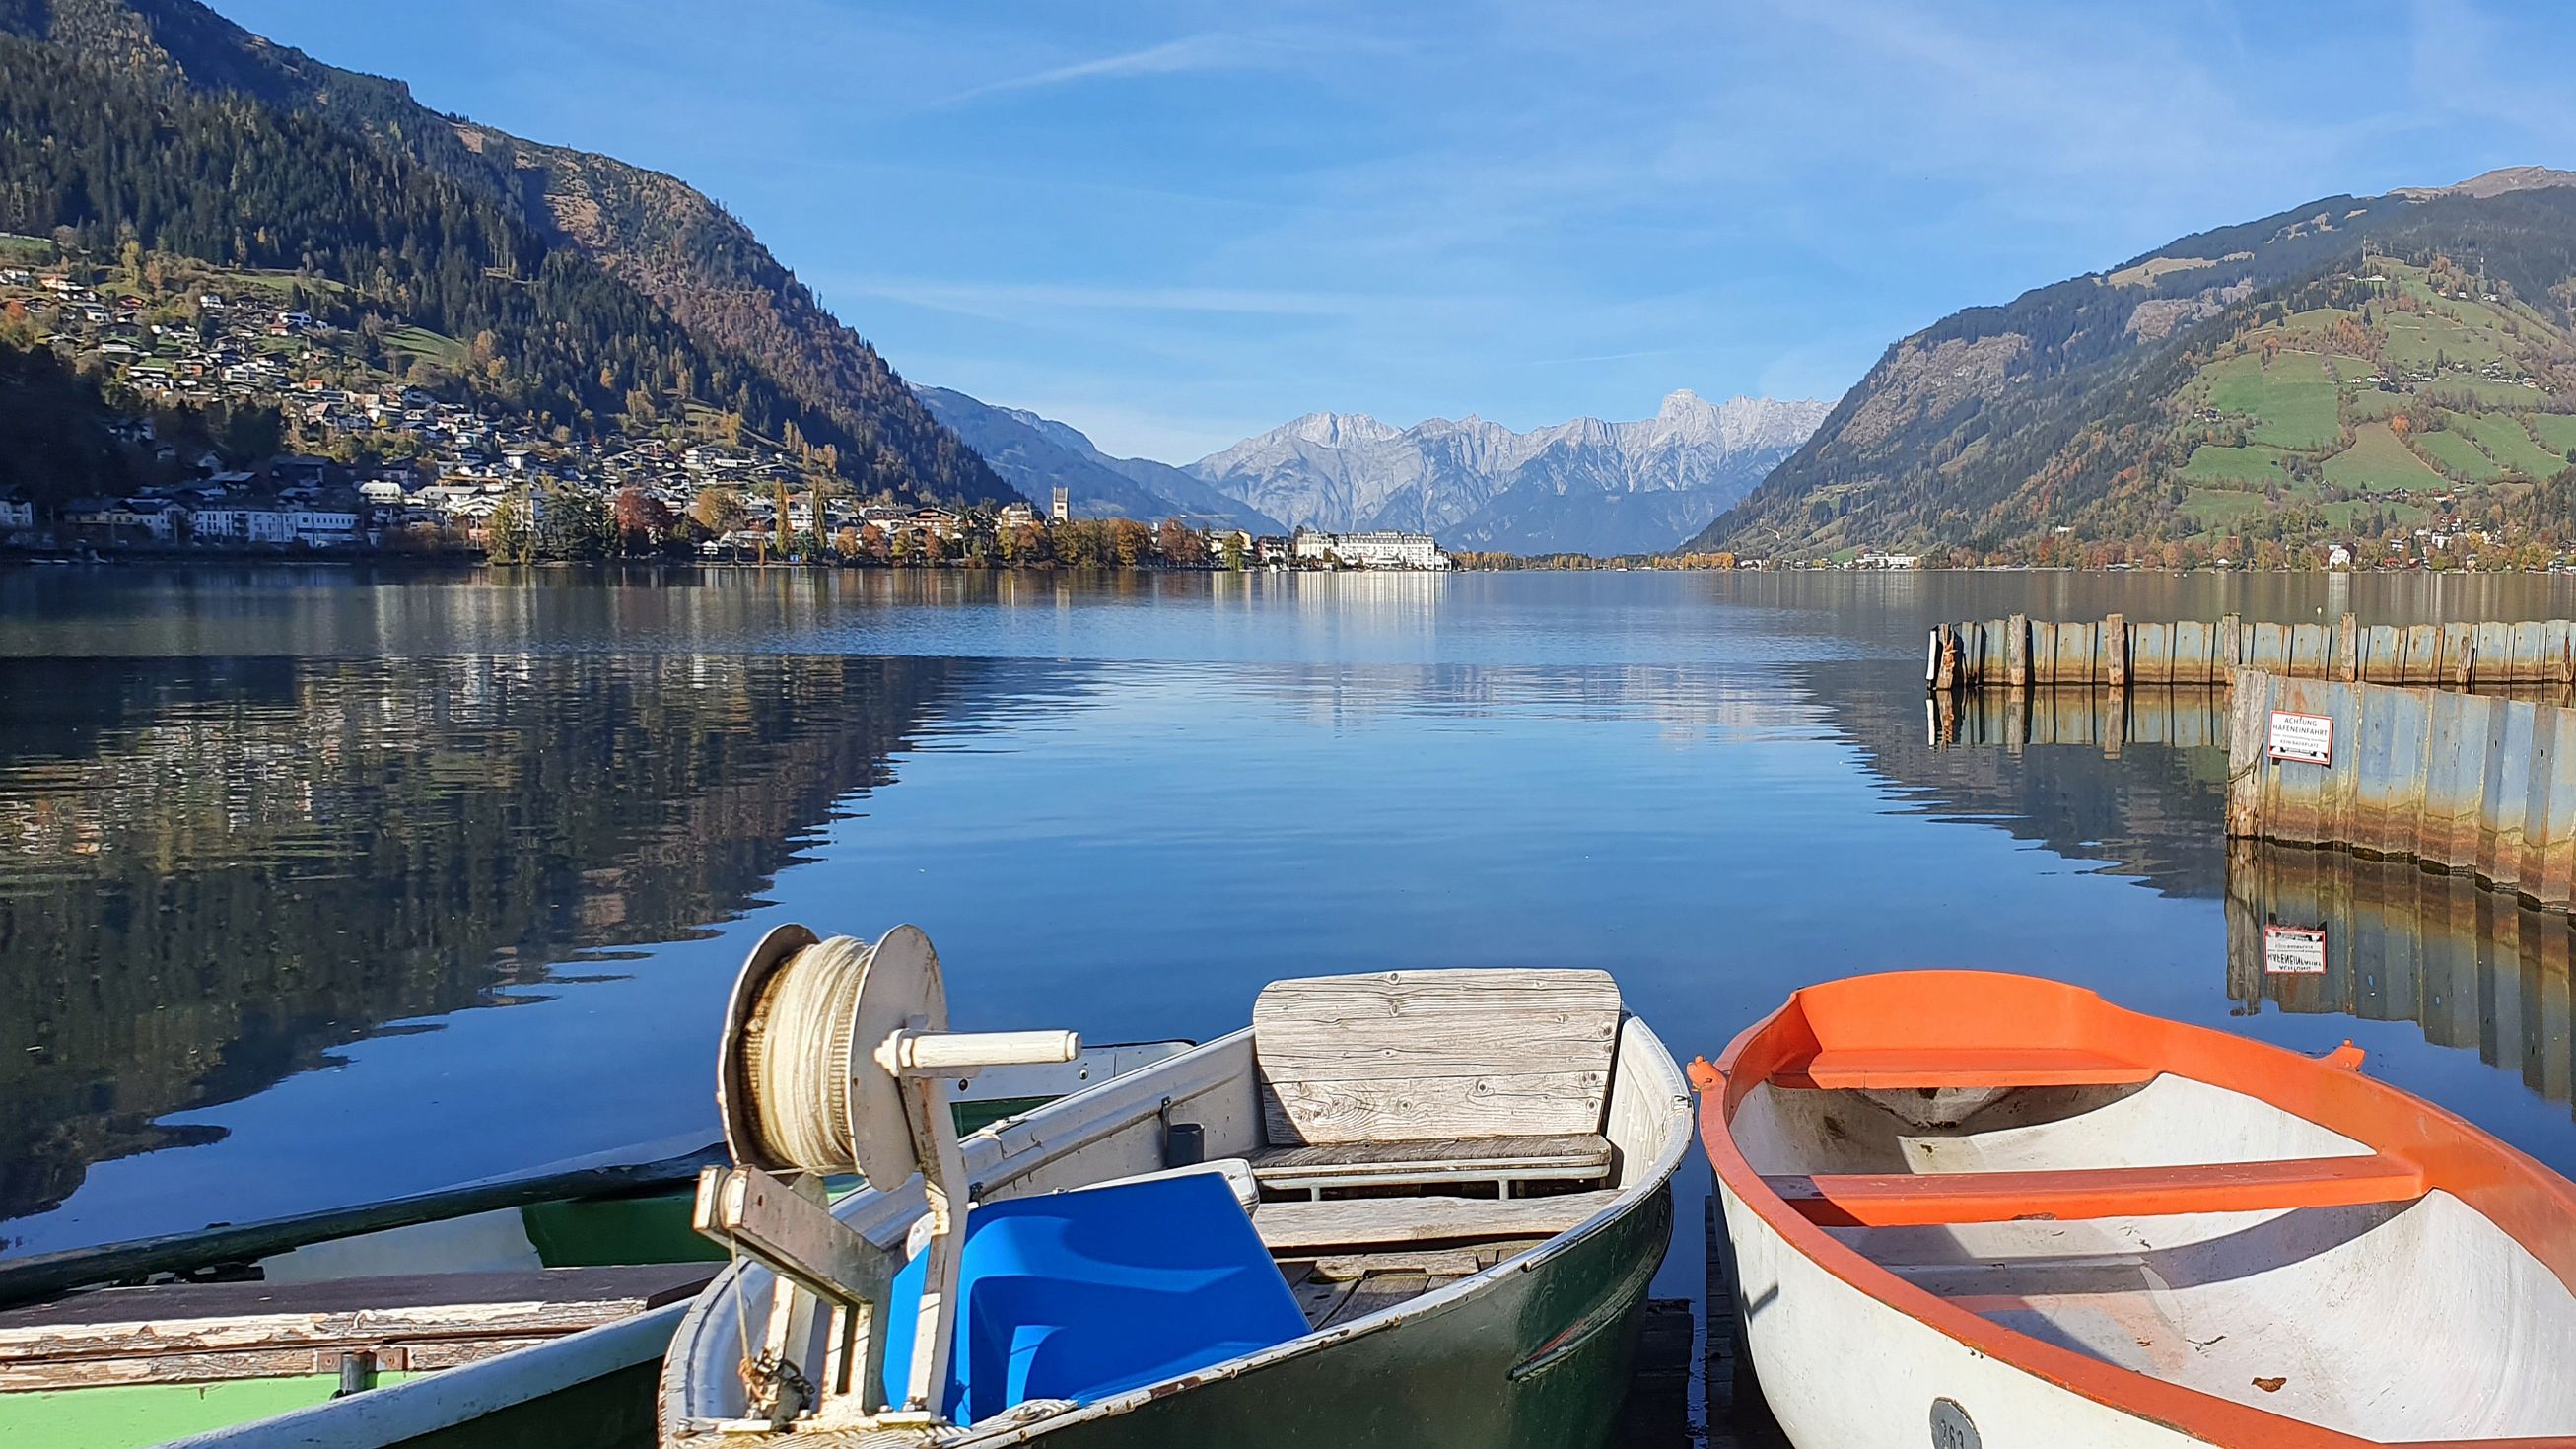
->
693;923;1079;1435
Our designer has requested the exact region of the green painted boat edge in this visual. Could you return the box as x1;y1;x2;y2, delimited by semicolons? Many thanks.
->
0;1372;420;1449
0;1138;729;1307
155;1300;688;1449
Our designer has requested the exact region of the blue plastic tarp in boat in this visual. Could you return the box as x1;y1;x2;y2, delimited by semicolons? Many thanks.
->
880;1170;1309;1423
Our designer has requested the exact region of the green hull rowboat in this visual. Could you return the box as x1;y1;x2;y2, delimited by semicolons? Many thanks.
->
0;1043;1189;1449
660;946;1692;1448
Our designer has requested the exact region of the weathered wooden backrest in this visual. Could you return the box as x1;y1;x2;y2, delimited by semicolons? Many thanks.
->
1250;968;1623;1146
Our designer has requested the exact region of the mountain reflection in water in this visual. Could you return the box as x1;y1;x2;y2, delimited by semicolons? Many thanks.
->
0;653;1006;1227
9;569;2576;1257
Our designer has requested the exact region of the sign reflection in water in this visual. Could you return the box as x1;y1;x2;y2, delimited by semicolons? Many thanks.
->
2228;840;2574;1120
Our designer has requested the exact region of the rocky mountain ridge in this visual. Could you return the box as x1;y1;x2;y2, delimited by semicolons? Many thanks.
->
1189;390;1832;555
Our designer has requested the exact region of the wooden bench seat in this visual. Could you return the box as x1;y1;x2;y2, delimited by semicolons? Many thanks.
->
0;1264;716;1390
1764;1154;2427;1228
1249;1133;1614;1194
1773;1047;2156;1092
1254;1190;1622;1253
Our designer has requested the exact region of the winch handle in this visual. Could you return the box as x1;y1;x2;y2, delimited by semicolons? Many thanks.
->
884;1030;1080;1073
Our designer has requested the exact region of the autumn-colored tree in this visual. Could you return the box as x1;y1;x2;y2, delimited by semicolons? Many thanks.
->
691;486;746;534
1109;518;1150;566
917;529;948;565
860;523;889;563
612;488;673;554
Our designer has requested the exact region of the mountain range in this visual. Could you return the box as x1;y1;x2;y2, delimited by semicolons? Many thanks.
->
1185;391;1831;555
912;386;1830;555
1691;168;2576;561
3;0;1012;506
911;387;1282;532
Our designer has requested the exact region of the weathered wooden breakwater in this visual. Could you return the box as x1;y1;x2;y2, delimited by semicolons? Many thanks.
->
1928;613;2576;692
2226;668;2576;913
1930;685;2230;753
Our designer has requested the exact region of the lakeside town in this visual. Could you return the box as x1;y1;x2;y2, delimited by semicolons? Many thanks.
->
4;242;2571;575
0;242;1463;571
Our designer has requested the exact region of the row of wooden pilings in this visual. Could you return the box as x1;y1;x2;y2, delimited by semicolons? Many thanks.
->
2226;668;2576;914
1928;614;2576;692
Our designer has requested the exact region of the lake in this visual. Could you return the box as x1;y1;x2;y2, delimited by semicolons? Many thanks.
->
5;566;2575;1315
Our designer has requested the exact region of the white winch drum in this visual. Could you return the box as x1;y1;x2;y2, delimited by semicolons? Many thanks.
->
715;922;947;1189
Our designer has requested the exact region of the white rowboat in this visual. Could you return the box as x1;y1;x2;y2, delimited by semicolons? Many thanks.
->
1693;970;2576;1449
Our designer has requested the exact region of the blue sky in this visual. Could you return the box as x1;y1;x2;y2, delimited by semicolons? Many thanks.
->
218;0;2576;462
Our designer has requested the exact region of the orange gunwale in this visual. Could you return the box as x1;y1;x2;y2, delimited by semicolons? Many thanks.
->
1691;970;2576;1449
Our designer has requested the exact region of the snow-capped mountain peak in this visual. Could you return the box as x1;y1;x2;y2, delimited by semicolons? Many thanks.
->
1187;393;1835;556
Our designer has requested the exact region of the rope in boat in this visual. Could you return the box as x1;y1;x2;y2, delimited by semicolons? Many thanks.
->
737;932;873;1174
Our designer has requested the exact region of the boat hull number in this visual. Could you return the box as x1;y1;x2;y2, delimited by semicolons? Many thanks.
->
1930;1398;1981;1449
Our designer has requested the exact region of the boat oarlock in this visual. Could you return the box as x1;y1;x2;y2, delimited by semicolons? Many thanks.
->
694;922;1080;1435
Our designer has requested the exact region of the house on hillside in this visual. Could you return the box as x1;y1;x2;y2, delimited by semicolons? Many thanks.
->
267;455;333;490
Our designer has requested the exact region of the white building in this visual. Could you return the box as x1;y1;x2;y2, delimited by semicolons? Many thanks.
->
0;491;31;530
189;505;294;544
1292;528;1449;570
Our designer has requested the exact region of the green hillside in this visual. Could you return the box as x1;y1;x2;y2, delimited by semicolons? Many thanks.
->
2151;259;2571;541
1693;174;2576;564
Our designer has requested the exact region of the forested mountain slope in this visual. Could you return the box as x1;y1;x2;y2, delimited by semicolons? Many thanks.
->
0;0;1010;504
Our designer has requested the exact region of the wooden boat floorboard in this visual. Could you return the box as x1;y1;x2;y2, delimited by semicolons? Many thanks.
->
1248;1132;1611;1185
1251;1189;1623;1252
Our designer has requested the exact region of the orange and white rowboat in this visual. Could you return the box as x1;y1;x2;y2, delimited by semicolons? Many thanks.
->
1690;971;2576;1449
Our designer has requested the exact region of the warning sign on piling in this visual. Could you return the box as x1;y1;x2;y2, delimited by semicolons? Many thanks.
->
2266;710;2334;766
2264;925;2328;975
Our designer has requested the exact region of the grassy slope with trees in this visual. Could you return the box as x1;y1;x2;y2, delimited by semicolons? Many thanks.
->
1691;178;2576;564
0;0;1013;507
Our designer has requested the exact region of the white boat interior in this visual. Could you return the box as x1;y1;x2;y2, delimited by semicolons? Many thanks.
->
664;964;1692;1438
1732;1071;2576;1443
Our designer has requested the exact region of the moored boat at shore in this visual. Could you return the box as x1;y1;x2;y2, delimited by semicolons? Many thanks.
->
0;1035;1185;1449
1694;970;2576;1448
658;924;1691;1447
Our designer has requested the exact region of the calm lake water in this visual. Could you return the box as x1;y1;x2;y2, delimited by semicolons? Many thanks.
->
5;567;2575;1309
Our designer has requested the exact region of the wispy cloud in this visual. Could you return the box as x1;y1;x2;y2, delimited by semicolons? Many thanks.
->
824;275;1374;322
934;34;1253;107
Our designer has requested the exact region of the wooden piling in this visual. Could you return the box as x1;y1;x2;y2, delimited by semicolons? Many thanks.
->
2229;670;2576;914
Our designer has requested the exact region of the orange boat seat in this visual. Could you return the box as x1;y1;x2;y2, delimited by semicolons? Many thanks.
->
1764;1153;2428;1228
1772;1047;2157;1092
